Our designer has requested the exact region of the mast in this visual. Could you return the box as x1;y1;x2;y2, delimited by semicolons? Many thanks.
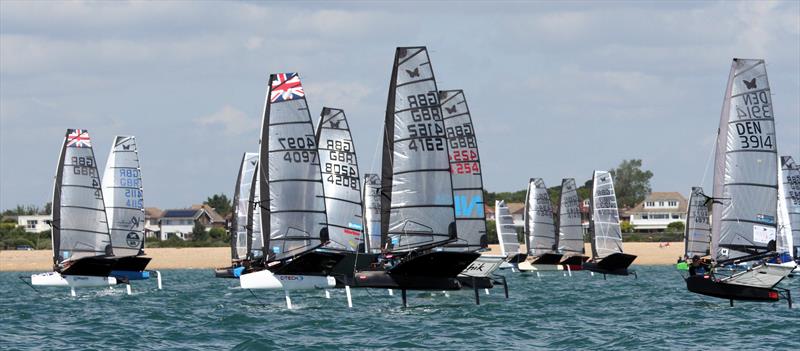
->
590;170;623;259
778;156;799;259
525;178;557;256
102;136;145;257
495;200;520;257
684;187;711;258
316;107;364;252
53;129;111;266
711;59;779;261
257;73;327;261
440;90;487;252
380;46;456;252
557;178;584;256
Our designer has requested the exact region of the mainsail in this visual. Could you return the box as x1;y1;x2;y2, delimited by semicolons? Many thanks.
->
495;200;520;257
53;129;111;265
101;136;144;258
316;107;363;252
684;187;711;258
258;73;327;261
711;59;779;261
249;166;263;259
525;178;557;256
362;174;382;253
778;156;799;258
381;46;456;252
440;89;487;252
590;170;623;259
557;178;584;256
230;152;258;261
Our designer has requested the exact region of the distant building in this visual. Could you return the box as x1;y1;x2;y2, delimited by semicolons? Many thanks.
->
144;207;163;240
159;205;225;240
628;192;688;231
16;215;52;233
484;202;525;228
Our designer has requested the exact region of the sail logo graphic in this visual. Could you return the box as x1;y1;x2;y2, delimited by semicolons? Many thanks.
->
743;78;757;90
454;195;483;217
126;232;141;247
270;73;304;102
445;105;457;114
405;67;420;78
66;129;91;148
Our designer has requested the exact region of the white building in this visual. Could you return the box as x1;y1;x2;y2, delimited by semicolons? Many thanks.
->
16;215;52;233
159;206;225;240
628;192;688;231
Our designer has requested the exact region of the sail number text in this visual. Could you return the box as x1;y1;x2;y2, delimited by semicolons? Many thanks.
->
279;137;317;163
733;121;773;150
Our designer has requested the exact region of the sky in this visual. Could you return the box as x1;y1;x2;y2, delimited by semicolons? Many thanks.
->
1;0;799;211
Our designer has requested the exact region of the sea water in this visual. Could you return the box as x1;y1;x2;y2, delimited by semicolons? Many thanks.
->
1;266;798;350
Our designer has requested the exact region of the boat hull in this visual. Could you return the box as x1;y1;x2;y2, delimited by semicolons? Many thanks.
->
239;270;336;290
560;255;588;271
31;272;117;287
686;275;779;301
339;251;479;290
518;262;564;271
215;266;245;279
583;252;637;276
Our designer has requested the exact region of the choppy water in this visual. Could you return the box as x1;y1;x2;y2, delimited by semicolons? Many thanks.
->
1;266;798;350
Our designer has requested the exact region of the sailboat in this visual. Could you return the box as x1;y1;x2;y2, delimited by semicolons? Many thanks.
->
215;152;258;278
685;58;795;305
101;136;154;283
494;200;526;270
437;89;507;297
31;129;121;293
238;73;342;297
362;173;382;253
518;178;563;271
582;170;637;276
340;47;479;306
557;178;589;270
677;187;711;271
777;156;798;266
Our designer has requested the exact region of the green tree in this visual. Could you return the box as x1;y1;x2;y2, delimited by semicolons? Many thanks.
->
666;221;685;233
208;227;228;242
609;159;653;208
191;223;209;241
204;194;232;217
620;221;634;233
485;220;498;244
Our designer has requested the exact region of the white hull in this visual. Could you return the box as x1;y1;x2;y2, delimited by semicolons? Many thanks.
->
722;263;796;289
31;272;117;287
459;255;505;278
239;270;335;290
518;261;563;271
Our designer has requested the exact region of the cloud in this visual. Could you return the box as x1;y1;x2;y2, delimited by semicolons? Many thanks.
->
194;105;258;136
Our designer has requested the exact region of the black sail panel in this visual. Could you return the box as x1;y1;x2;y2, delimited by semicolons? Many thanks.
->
258;73;327;261
381;47;456;252
440;90;487;252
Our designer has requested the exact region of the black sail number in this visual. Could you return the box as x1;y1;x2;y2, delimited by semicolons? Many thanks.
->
71;156;96;177
408;138;444;152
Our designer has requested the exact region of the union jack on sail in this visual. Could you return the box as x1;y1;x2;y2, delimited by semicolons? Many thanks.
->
270;73;305;103
66;129;92;148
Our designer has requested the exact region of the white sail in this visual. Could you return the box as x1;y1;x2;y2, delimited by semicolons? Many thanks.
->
525;178;557;256
230;152;257;261
440;89;487;252
101;136;144;258
711;59;778;261
381;46;456;251
557;178;584;256
590;170;623;259
684;187;711;258
362;173;382;253
495;200;520;257
53;129;111;264
778;156;799;259
250;166;263;259
316;107;363;252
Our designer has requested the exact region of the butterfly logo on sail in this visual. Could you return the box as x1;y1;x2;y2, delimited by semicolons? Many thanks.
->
66;129;91;148
121;144;131;150
445;105;457;114
328;119;343;129
270;73;305;103
743;78;757;90
406;67;420;78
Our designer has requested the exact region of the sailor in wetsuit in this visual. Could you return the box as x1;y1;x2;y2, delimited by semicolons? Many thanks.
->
688;255;708;276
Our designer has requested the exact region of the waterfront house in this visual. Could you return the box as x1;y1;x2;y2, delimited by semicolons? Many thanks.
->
159;205;225;240
628;192;688;231
16;215;52;233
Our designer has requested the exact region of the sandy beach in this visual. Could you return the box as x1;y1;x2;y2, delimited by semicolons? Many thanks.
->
0;242;683;272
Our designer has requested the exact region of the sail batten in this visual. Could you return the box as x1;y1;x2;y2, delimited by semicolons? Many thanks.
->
101;136;145;257
525;178;557;256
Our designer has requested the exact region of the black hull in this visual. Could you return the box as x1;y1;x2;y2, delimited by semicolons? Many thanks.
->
112;256;152;272
583;252;637;276
330;252;380;276
214;267;238;279
560;255;589;266
686;275;779;302
530;252;563;265
268;250;347;276
60;256;116;276
337;251;480;290
507;253;528;264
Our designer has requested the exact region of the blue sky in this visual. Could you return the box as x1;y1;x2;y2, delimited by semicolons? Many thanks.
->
1;0;798;210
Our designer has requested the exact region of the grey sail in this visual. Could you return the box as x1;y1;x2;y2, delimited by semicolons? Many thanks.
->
495;200;520;257
101;136;145;258
557;178;584;256
711;59;778;261
53;129;111;265
381;46;456;252
440;89;487;252
249;166;264;259
258;73;327;261
231;152;257;261
362;174;382;253
590;170;623;259
316;107;363;252
684;187;711;258
525;178;557;256
778;156;799;258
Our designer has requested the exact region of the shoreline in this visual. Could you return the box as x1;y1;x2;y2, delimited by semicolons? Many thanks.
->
0;242;684;272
